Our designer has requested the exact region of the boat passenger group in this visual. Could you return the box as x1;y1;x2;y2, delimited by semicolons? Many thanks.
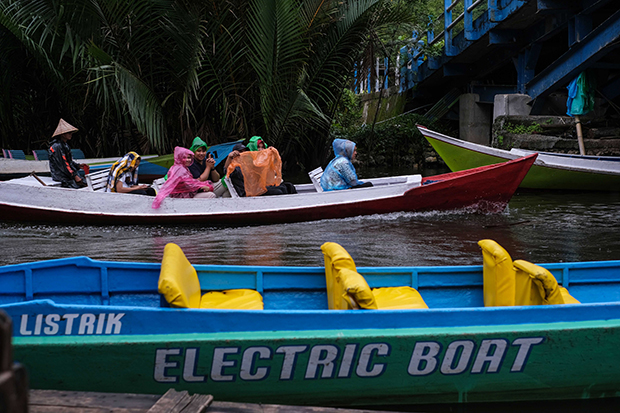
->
47;119;373;208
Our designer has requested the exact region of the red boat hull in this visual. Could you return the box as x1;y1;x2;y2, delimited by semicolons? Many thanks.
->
0;155;536;225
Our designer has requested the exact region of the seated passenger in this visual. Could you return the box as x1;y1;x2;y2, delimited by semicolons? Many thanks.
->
48;118;88;188
105;151;155;196
320;139;373;191
152;147;215;208
247;135;267;152
246;136;297;195
188;137;220;183
225;144;294;197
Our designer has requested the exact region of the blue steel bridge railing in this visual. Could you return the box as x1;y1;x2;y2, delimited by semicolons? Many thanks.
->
354;0;527;95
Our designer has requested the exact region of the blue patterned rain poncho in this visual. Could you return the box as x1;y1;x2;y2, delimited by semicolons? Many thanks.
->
320;139;365;191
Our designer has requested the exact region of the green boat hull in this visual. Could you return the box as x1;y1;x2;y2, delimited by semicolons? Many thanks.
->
14;319;620;407
425;135;620;191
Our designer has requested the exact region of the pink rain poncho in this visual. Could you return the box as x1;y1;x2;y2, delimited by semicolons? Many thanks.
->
152;147;214;209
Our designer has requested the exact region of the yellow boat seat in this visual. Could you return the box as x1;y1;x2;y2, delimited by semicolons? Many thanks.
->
513;260;580;305
478;239;517;306
321;242;428;310
478;239;579;306
158;243;263;310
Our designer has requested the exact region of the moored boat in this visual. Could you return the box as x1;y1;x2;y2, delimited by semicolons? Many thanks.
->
418;125;620;191
1;240;619;408
0;155;157;180
0;140;241;182
0;154;536;225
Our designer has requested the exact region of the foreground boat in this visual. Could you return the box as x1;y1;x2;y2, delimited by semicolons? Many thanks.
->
0;154;535;225
418;125;620;191
1;241;619;408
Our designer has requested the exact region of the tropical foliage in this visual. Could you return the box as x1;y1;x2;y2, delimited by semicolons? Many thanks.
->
0;0;433;170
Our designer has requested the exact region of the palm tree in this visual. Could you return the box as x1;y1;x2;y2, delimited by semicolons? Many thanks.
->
0;0;419;168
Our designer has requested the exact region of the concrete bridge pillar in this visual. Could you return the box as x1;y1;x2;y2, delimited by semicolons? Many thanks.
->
459;93;492;145
493;94;532;121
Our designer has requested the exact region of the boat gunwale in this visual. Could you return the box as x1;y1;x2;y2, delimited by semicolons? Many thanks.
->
418;125;620;176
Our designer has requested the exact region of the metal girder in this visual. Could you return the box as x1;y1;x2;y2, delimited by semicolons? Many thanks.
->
537;0;578;13
489;29;520;44
489;0;527;23
443;63;472;77
470;85;518;103
526;8;620;99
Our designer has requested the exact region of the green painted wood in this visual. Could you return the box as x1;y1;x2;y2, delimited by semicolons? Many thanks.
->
13;319;620;407
426;136;620;190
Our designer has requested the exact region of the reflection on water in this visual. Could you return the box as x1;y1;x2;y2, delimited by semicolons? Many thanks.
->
2;191;620;267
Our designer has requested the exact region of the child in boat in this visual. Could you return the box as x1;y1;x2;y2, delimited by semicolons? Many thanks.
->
105;152;155;196
48;119;88;188
152;147;215;208
320;139;373;191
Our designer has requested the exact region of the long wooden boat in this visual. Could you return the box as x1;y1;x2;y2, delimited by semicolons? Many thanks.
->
1;241;619;408
418;125;620;191
0;154;536;225
0;140;241;182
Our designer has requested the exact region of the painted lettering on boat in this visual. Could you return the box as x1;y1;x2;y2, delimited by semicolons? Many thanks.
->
407;337;544;375
19;313;125;335
153;337;544;383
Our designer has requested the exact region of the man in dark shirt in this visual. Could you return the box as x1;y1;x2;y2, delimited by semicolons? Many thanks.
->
48;119;87;188
187;136;220;182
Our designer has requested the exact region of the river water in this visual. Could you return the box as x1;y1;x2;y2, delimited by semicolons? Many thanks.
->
1;190;620;267
2;180;620;413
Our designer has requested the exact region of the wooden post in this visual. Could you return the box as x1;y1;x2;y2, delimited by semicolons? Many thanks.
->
575;115;586;155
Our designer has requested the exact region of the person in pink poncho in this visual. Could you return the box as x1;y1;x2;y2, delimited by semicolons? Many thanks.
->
152;147;215;209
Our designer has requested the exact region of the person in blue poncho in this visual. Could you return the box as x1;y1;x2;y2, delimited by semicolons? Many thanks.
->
320;139;373;191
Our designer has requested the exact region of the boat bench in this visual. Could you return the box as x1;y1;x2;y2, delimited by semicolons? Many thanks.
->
6;150;26;160
321;242;428;310
223;176;240;198
71;149;86;159
308;167;324;192
479;239;579;306
158;243;263;310
32;150;49;161
84;169;109;191
151;177;166;192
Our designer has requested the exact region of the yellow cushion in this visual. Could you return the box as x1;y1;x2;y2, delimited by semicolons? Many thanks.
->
158;243;201;308
372;286;428;310
200;289;264;310
513;260;580;305
560;287;580;304
478;239;515;307
321;242;359;310
338;268;378;309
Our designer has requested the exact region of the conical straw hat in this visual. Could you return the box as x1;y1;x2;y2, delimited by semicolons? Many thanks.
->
52;118;78;137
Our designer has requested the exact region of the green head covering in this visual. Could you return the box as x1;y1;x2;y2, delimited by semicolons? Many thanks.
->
247;136;268;152
189;136;208;152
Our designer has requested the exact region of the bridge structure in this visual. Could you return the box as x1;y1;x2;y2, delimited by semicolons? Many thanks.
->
401;0;620;144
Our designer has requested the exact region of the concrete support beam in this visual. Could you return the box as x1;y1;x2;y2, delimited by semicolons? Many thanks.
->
493;94;532;122
460;94;492;145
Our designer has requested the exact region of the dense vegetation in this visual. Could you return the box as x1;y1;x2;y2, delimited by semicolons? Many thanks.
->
0;0;437;171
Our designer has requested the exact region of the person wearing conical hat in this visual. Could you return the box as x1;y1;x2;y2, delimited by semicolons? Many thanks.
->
48;118;87;188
